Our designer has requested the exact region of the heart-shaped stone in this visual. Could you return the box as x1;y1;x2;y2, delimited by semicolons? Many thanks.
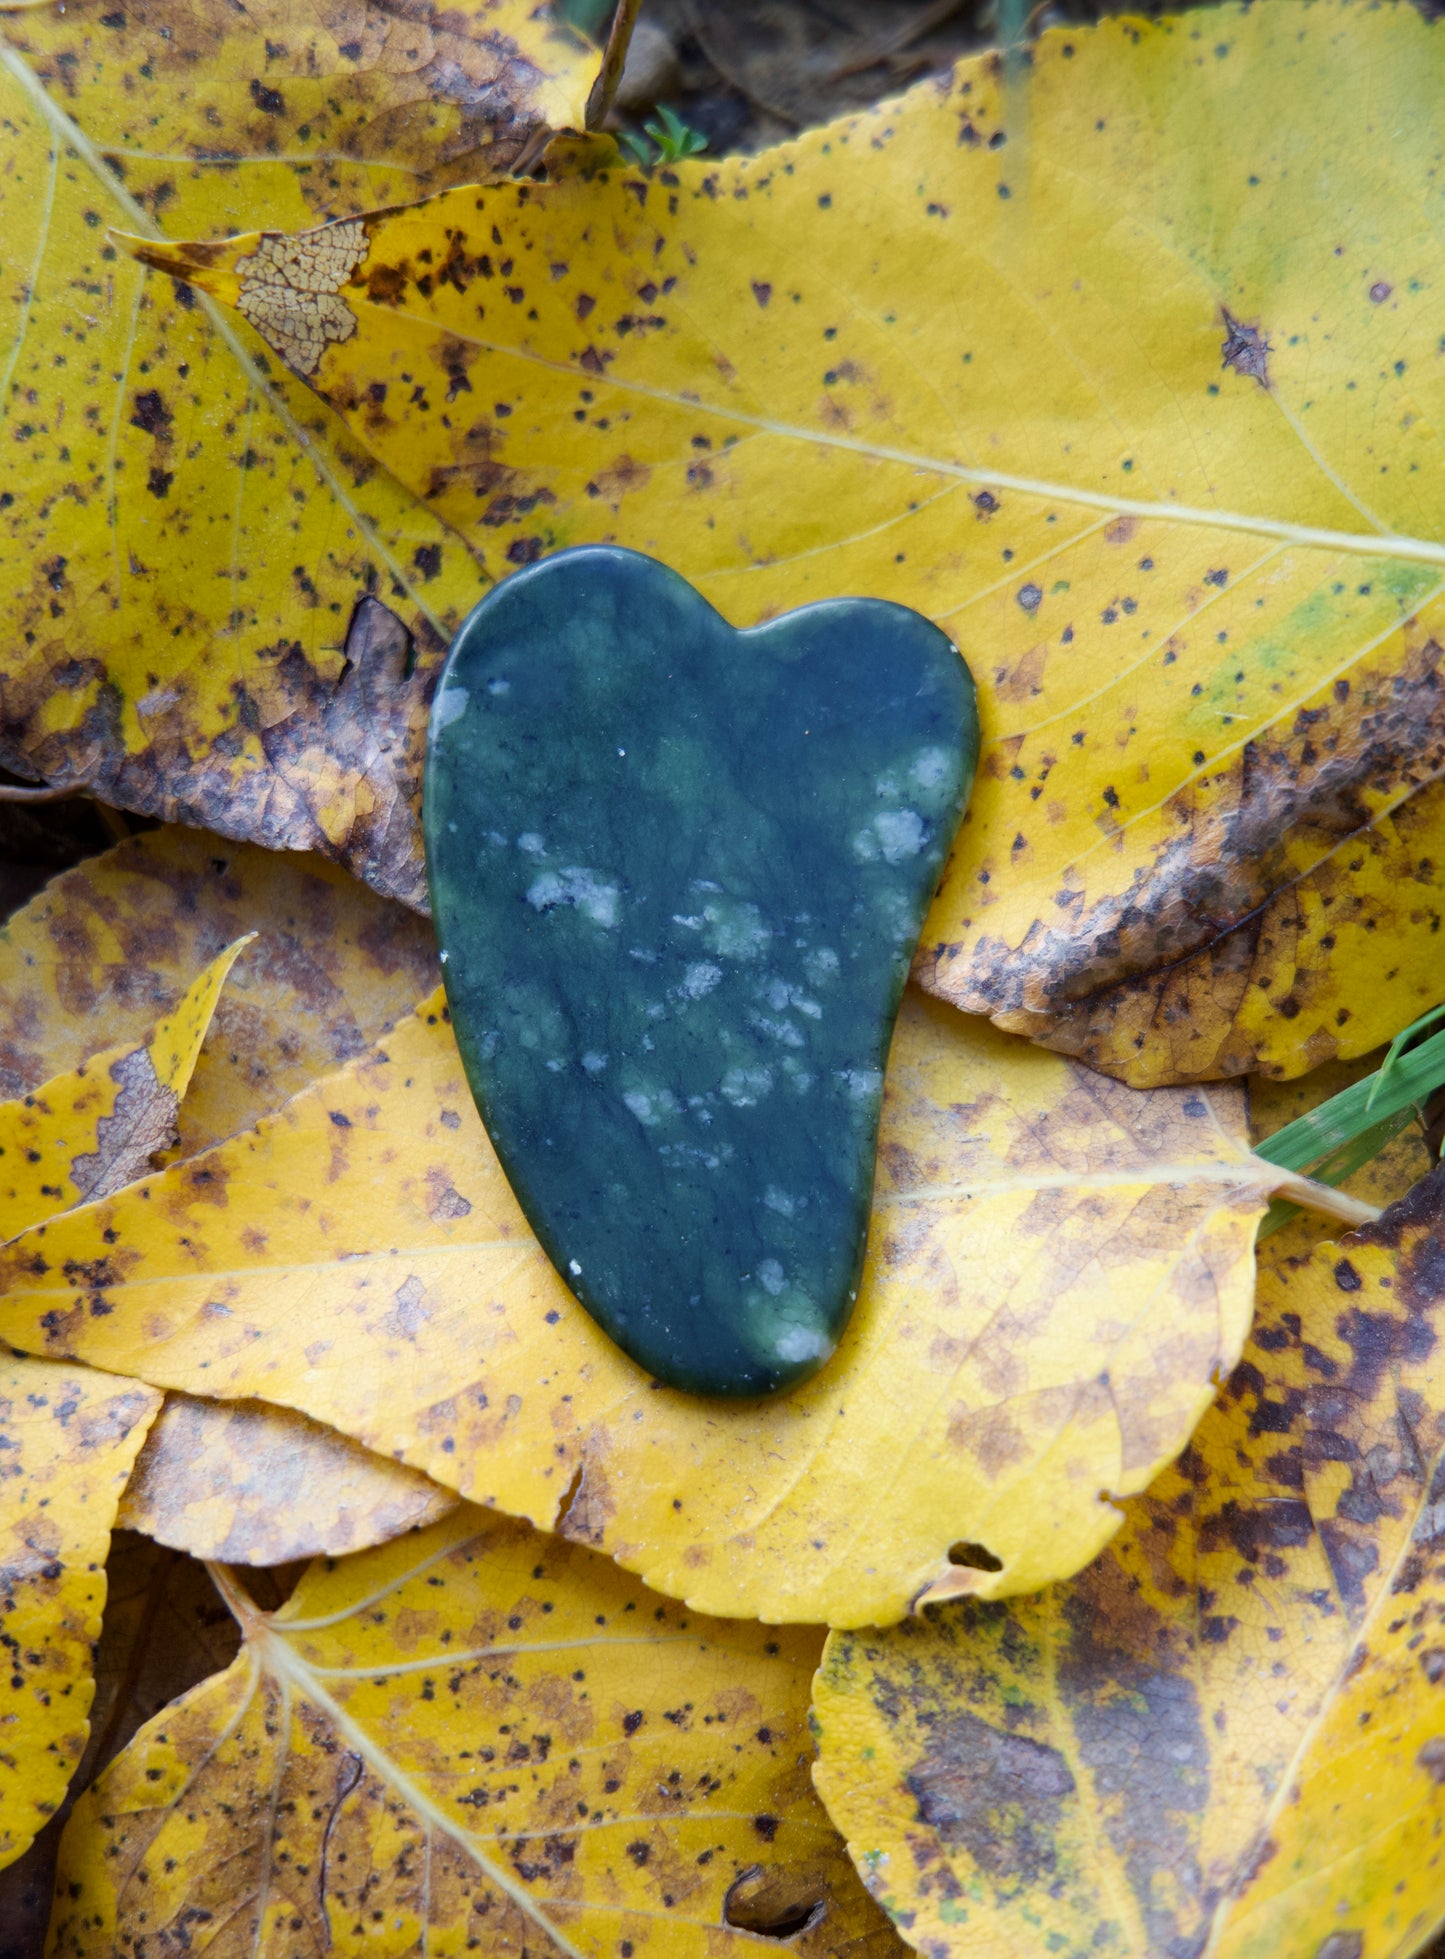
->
425;546;978;1397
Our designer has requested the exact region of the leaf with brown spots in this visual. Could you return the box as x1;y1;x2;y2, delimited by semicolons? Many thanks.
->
0;935;248;1238
126;0;1445;1084
0;1;602;897
0;985;1371;1628
116;1393;459;1564
47;1504;902;1958
0;823;437;1155
812;1166;1445;1959
0;1352;161;1873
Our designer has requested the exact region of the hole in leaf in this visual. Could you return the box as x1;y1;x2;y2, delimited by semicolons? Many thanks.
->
723;1863;828;1941
947;1540;1003;1572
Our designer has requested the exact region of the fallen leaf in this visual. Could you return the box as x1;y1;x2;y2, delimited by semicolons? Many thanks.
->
129;1;1445;1084
0;825;437;1154
0;987;1329;1626
47;1504;902;1957
0;0;602;896
0;1352;161;1872
0;936;248;1236
811;1165;1445;1959
117;1393;459;1564
0;1529;244;1952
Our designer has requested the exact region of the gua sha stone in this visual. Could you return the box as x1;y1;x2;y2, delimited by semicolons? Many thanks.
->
425;546;978;1399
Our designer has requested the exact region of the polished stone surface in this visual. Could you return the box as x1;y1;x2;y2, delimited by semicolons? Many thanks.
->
425;546;978;1397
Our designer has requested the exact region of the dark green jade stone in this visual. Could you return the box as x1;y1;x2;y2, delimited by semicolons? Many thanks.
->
424;545;978;1398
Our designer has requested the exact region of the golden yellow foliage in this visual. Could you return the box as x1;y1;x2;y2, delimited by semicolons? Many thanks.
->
0;1352;161;1872
0;2;600;895
0;826;437;1154
117;1394;458;1564
812;1167;1445;1959
128;0;1445;1085
0;987;1328;1625
48;1504;902;1958
0;937;248;1237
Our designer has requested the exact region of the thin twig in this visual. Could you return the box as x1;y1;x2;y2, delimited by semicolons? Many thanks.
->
585;0;644;130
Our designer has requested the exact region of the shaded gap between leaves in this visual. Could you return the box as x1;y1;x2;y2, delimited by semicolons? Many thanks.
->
722;1862;829;1940
947;1539;1004;1572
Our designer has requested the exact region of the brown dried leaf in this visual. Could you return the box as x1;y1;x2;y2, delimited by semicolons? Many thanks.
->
117;1395;458;1565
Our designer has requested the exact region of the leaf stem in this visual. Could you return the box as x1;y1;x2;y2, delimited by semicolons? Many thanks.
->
585;0;644;130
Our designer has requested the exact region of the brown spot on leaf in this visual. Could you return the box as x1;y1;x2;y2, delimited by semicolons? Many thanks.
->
1220;308;1271;386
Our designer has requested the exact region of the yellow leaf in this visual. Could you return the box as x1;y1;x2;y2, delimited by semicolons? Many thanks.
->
127;0;1445;1082
0;935;249;1238
0;0;602;894
0;987;1314;1626
811;1167;1445;1959
48;1505;902;1957
0;1352;161;1872
0;825;437;1155
117;1393;458;1564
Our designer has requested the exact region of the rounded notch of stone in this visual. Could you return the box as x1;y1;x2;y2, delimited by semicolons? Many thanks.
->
424;544;979;1399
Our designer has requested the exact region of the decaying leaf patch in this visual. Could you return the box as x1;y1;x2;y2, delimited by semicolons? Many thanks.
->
127;1;1445;1084
0;825;438;1154
0;1352;160;1873
116;1393;459;1564
48;1505;902;1958
0;936;247;1237
0;985;1335;1627
813;1167;1445;1959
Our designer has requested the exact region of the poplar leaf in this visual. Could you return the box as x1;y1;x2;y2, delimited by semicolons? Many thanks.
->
47;1506;901;1958
0;2;601;896
811;1167;1445;1959
123;0;1445;1083
0;988;1298;1626
0;826;437;1155
0;936;248;1237
0;1353;161;1873
116;1393;459;1564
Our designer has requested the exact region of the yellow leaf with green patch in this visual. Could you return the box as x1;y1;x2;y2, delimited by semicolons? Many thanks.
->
0;1352;160;1872
0;986;1355;1627
47;1504;901;1957
129;0;1445;1083
0;935;248;1237
0;0;603;895
812;1166;1445;1959
0;825;437;1155
116;1393;459;1564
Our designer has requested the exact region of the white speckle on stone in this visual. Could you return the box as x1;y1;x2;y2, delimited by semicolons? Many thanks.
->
545;1058;564;1071
487;677;510;696
622;1086;678;1126
721;1065;774;1108
527;867;620;928
618;747;626;757
804;947;840;985
517;832;546;856
774;1323;832;1364
581;1051;608;1074
873;809;926;862
749;1013;805;1049
678;961;723;1000
434;684;469;730
447;821;458;834
757;1258;786;1296
702;899;771;960
851;825;880;862
569;1259;582;1276
764;1186;797;1216
439;949;449;963
912;746;951;790
838;1066;884;1102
